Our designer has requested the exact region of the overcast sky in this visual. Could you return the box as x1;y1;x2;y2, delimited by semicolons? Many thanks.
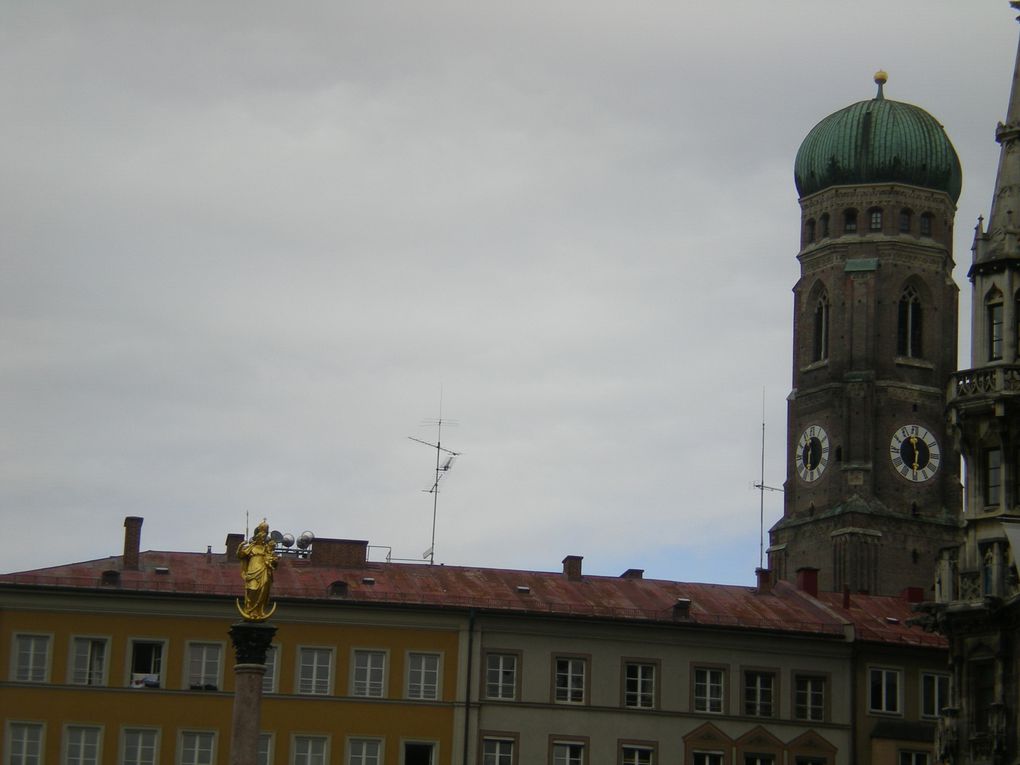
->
3;2;1018;584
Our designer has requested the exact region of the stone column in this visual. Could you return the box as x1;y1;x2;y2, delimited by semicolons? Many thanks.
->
228;622;277;765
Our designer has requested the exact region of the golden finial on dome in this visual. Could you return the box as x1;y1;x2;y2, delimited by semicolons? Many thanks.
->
874;70;888;99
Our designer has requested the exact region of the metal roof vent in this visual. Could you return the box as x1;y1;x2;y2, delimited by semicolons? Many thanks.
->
516;585;531;594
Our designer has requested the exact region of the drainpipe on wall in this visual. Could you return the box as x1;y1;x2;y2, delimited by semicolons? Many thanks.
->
463;608;475;765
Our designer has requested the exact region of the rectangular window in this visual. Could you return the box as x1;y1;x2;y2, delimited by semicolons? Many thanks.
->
693;753;723;765
129;641;164;688
71;638;108;686
554;657;586;704
624;662;656;709
985;448;1002;507
485;653;517;700
298;647;332;695
262;646;277;694
348;738;381;765
8;722;44;765
257;734;272;765
482;739;513;765
122;729;158;765
293;736;327;765
921;673;949;718
622;746;654;765
187;643;221;690
552;742;584;765
870;210;882;231
745;757;775;765
403;742;434;765
743;670;774;716
989;303;1004;360
869;667;901;714
920;213;932;237
179;732;215;765
899;753;930;765
972;660;996;733
66;726;102;765
694;667;725;713
794;675;826;721
352;650;386;697
14;634;50;682
407;653;440;700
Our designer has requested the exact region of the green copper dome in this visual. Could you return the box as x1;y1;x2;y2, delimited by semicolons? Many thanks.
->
794;77;962;202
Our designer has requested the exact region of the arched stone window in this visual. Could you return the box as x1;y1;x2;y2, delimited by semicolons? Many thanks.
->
868;207;883;232
897;285;923;358
920;212;933;237
819;213;830;238
813;291;830;362
844;209;858;234
899;208;913;233
805;219;816;244
986;287;1004;361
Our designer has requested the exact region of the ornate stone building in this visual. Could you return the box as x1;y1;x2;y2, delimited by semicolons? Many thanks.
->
921;6;1020;764
769;73;964;596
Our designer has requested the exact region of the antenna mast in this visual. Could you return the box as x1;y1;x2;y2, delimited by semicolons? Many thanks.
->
753;387;783;570
408;396;461;565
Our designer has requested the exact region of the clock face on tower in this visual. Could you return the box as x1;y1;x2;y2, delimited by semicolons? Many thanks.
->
796;425;830;482
889;424;941;482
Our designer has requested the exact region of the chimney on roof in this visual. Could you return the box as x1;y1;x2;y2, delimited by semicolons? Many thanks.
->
901;586;925;604
312;538;368;567
225;533;244;559
562;555;583;580
123;516;143;571
620;568;644;579
755;567;772;594
796;566;819;598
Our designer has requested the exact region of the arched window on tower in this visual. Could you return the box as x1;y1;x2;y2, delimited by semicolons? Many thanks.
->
868;207;883;232
844;209;858;234
813;291;830;362
820;213;830;238
897;286;923;358
920;212;933;237
899;209;913;233
987;288;1004;361
805;219;816;244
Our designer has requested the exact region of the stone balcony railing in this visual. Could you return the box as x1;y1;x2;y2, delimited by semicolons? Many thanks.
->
949;365;1020;404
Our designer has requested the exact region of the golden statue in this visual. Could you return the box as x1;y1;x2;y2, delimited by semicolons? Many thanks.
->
236;519;278;621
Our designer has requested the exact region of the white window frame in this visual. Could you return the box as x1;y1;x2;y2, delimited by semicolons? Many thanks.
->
351;649;387;698
485;653;518;700
64;724;104;765
552;741;584;765
127;638;168;689
692;753;724;765
482;737;514;765
262;645;279;694
406;652;441;700
257;733;273;765
185;642;223;691
69;636;110;686
292;735;329;765
899;752;930;765
693;666;726;714
869;667;902;715
554;656;586;705
621;745;654;765
296;646;333;696
120;727;160;765
347;737;383;765
921;672;950;719
13;633;51;683
6;721;45;765
624;662;656;709
794;674;826;721
743;670;775;717
177;731;216;765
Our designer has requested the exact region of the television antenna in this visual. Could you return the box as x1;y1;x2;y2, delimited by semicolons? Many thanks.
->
408;409;461;566
753;387;784;570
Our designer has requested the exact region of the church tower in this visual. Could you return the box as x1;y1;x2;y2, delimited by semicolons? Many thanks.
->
768;73;963;596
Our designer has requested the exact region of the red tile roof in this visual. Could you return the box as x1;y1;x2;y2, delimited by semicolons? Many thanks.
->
0;548;945;647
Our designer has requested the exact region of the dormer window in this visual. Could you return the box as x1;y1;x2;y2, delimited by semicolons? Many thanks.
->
844;210;858;234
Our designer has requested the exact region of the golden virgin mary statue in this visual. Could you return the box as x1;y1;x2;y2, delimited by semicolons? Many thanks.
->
236;519;278;621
